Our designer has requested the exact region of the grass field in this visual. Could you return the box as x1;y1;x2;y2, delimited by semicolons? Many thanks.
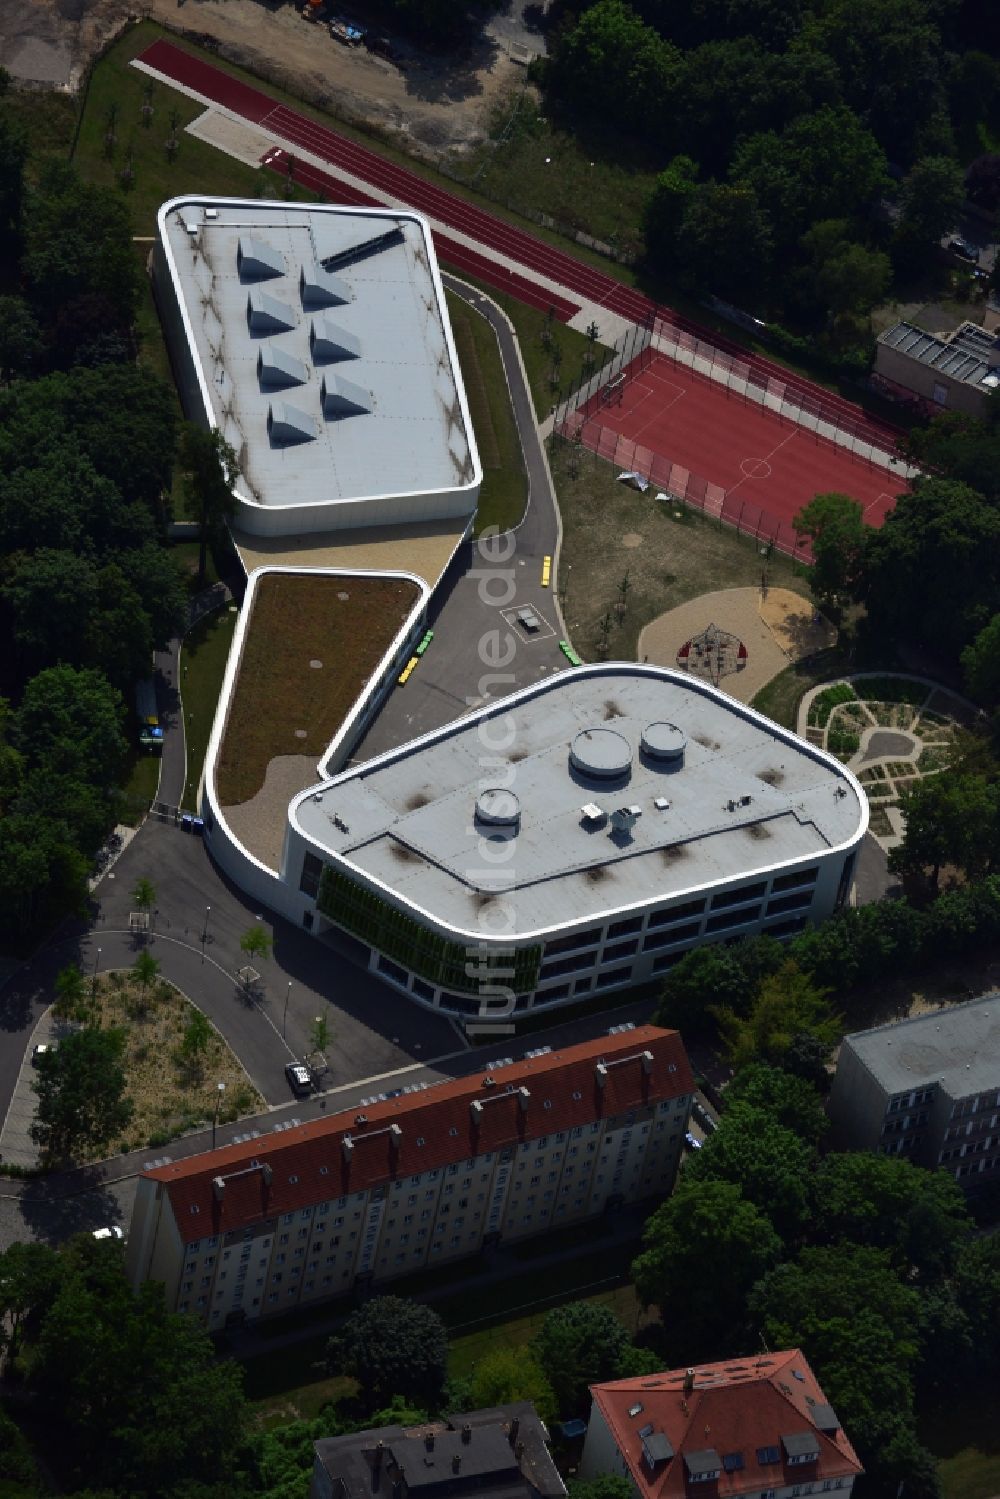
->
551;437;801;662
179;604;239;812
120;748;162;827
216;573;420;806
446;291;527;536
75;971;264;1159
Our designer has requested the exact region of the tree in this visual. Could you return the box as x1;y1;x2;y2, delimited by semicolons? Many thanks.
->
815;240;891;320
546;1;681;144
0;1241;60;1362
895;155;965;264
177;425;239;586
132;878;156;913
656;935;784;1035
54;962;85;1018
132;950;161;994
0;112;27;256
965;153;1000;212
533;1301;633;1416
30;1027;133;1161
14;665;127;786
715;959;840;1073
22;161;139;334
732;107;888;247
3;548;99;676
632;1180;782;1360
0;295;43;384
309;1013;331;1055
684;1103;815;1238
725;1063;829;1145
240;924;272;965
792;492;867;607
889;773;1000;892
468;1346;557;1424
326;1297;448;1410
815;1153;972;1279
642;156;698;276
568;1477;634;1499
961;613;1000;707
179;1010;212;1068
675;181;774;304
952;1233;1000;1372
862;478;1000;662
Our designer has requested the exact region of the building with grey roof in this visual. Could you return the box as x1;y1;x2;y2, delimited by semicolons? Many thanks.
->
875;319;1000;418
154;197;480;537
273;665;866;1028
828;993;1000;1192
309;1406;566;1499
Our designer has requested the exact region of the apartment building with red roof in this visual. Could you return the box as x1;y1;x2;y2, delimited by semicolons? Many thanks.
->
580;1351;862;1499
125;1025;693;1330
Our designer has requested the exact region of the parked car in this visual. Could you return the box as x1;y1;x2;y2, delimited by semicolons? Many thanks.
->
691;1099;717;1133
92;1226;124;1242
684;1131;702;1151
31;1043;54;1065
329;17;365;45
948;237;979;263
285;1061;313;1097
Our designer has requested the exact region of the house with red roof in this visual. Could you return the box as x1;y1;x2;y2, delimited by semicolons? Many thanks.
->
580;1351;862;1499
125;1025;693;1331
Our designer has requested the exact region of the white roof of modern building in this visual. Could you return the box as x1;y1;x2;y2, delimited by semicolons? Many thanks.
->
290;666;867;941
841;993;1000;1100
157;197;478;514
879;320;1000;390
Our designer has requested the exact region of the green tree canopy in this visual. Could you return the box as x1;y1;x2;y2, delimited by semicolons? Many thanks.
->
889;772;1000;893
22;160;139;334
961;613;1000;707
326;1297;448;1410
895;154;965;264
546;1;681;144
683;1103;816;1237
632;1179;783;1359
814;1152;973;1278
14;664;126;786
725;1063;829;1145
675;181;774;303
715;959;840;1073
30;1027;133;1161
793;491;867;605
656;935;784;1034
532;1301;633;1416
468;1347;557;1425
177;424;239;586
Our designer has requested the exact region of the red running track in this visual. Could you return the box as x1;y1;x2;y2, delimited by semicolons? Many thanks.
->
139;37;903;450
262;149;580;320
577;352;907;529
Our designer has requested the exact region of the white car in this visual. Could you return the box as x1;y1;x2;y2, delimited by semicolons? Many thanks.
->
92;1226;125;1242
31;1043;55;1065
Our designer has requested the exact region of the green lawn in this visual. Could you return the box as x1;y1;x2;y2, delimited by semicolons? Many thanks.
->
446;291;527;536
750;648;853;730
120;747;162;826
178;605;238;812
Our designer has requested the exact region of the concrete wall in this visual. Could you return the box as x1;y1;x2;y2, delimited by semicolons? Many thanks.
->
232;480;479;539
875;342;989;418
828;1041;890;1151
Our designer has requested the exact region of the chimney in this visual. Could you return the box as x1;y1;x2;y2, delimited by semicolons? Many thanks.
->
462;1424;472;1445
212;1176;225;1201
508;1417;520;1448
342;1135;354;1162
452;1456;461;1475
518;1087;530;1113
425;1434;435;1452
641;1049;654;1075
390;1123;403;1150
595;1062;608;1088
683;1368;694;1395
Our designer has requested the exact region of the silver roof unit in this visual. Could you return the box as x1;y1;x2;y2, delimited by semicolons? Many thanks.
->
310;317;361;364
570;726;633;779
321;373;372;419
300;264;352;309
237;234;286;282
257;344;309;391
641;721;687;764
475;788;520;831
248;289;297;334
268;401;319;446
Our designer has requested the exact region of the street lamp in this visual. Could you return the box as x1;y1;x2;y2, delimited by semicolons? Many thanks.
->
283;981;292;1039
212;1081;226;1149
203;905;211;943
93;947;102;998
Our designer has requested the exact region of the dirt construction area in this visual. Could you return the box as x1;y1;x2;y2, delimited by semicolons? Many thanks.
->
638;587;837;705
2;0;535;155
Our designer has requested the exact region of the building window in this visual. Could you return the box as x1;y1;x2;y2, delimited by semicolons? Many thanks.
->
608;915;643;938
647;898;706;928
300;851;323;898
603;939;639;961
772;866;818;893
711;881;767;910
705;905;761;933
596;966;632;989
766;890;814;916
412;977;435;1002
643;921;701;951
378;954;409;986
543;926;603;956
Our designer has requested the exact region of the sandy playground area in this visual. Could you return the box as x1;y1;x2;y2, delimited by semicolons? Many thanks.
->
638;587;836;704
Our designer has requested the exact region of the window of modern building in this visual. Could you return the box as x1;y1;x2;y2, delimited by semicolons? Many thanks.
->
710;881;767;910
772;866;818;893
411;977;435;1002
378;954;409;986
763;915;808;939
536;982;571;1000
596;965;632;989
643;921;702;951
543;926;604;956
608;915;643;938
705;905;762;933
766;890;814;916
299;851;323;898
647;898;706;928
603;939;640;961
539;950;598;980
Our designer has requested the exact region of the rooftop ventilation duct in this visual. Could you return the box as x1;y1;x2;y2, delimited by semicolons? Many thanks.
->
570;727;632;780
321;373;372;419
310;317;361;364
248;288;297;334
257;344;308;391
300;264;352;308
237;234;286;282
641;721;687;764
267;401;318;446
475;788;520;831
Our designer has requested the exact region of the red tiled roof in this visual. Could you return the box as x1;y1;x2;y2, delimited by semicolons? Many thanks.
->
149;1025;692;1243
591;1350;863;1499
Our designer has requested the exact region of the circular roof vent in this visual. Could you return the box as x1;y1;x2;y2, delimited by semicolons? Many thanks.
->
570;727;633;779
641;721;687;762
476;787;521;828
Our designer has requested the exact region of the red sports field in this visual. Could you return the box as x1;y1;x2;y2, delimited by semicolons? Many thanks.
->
567;352;908;552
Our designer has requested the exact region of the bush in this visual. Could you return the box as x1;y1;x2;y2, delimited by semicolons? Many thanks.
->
808;683;857;727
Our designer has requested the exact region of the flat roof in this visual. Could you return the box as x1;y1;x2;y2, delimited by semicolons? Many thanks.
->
879;320;1000;390
158;197;478;514
843;993;1000;1099
290;666;867;941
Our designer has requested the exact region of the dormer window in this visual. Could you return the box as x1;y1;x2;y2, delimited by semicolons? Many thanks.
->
782;1433;820;1465
684;1450;721;1484
722;1452;745;1473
